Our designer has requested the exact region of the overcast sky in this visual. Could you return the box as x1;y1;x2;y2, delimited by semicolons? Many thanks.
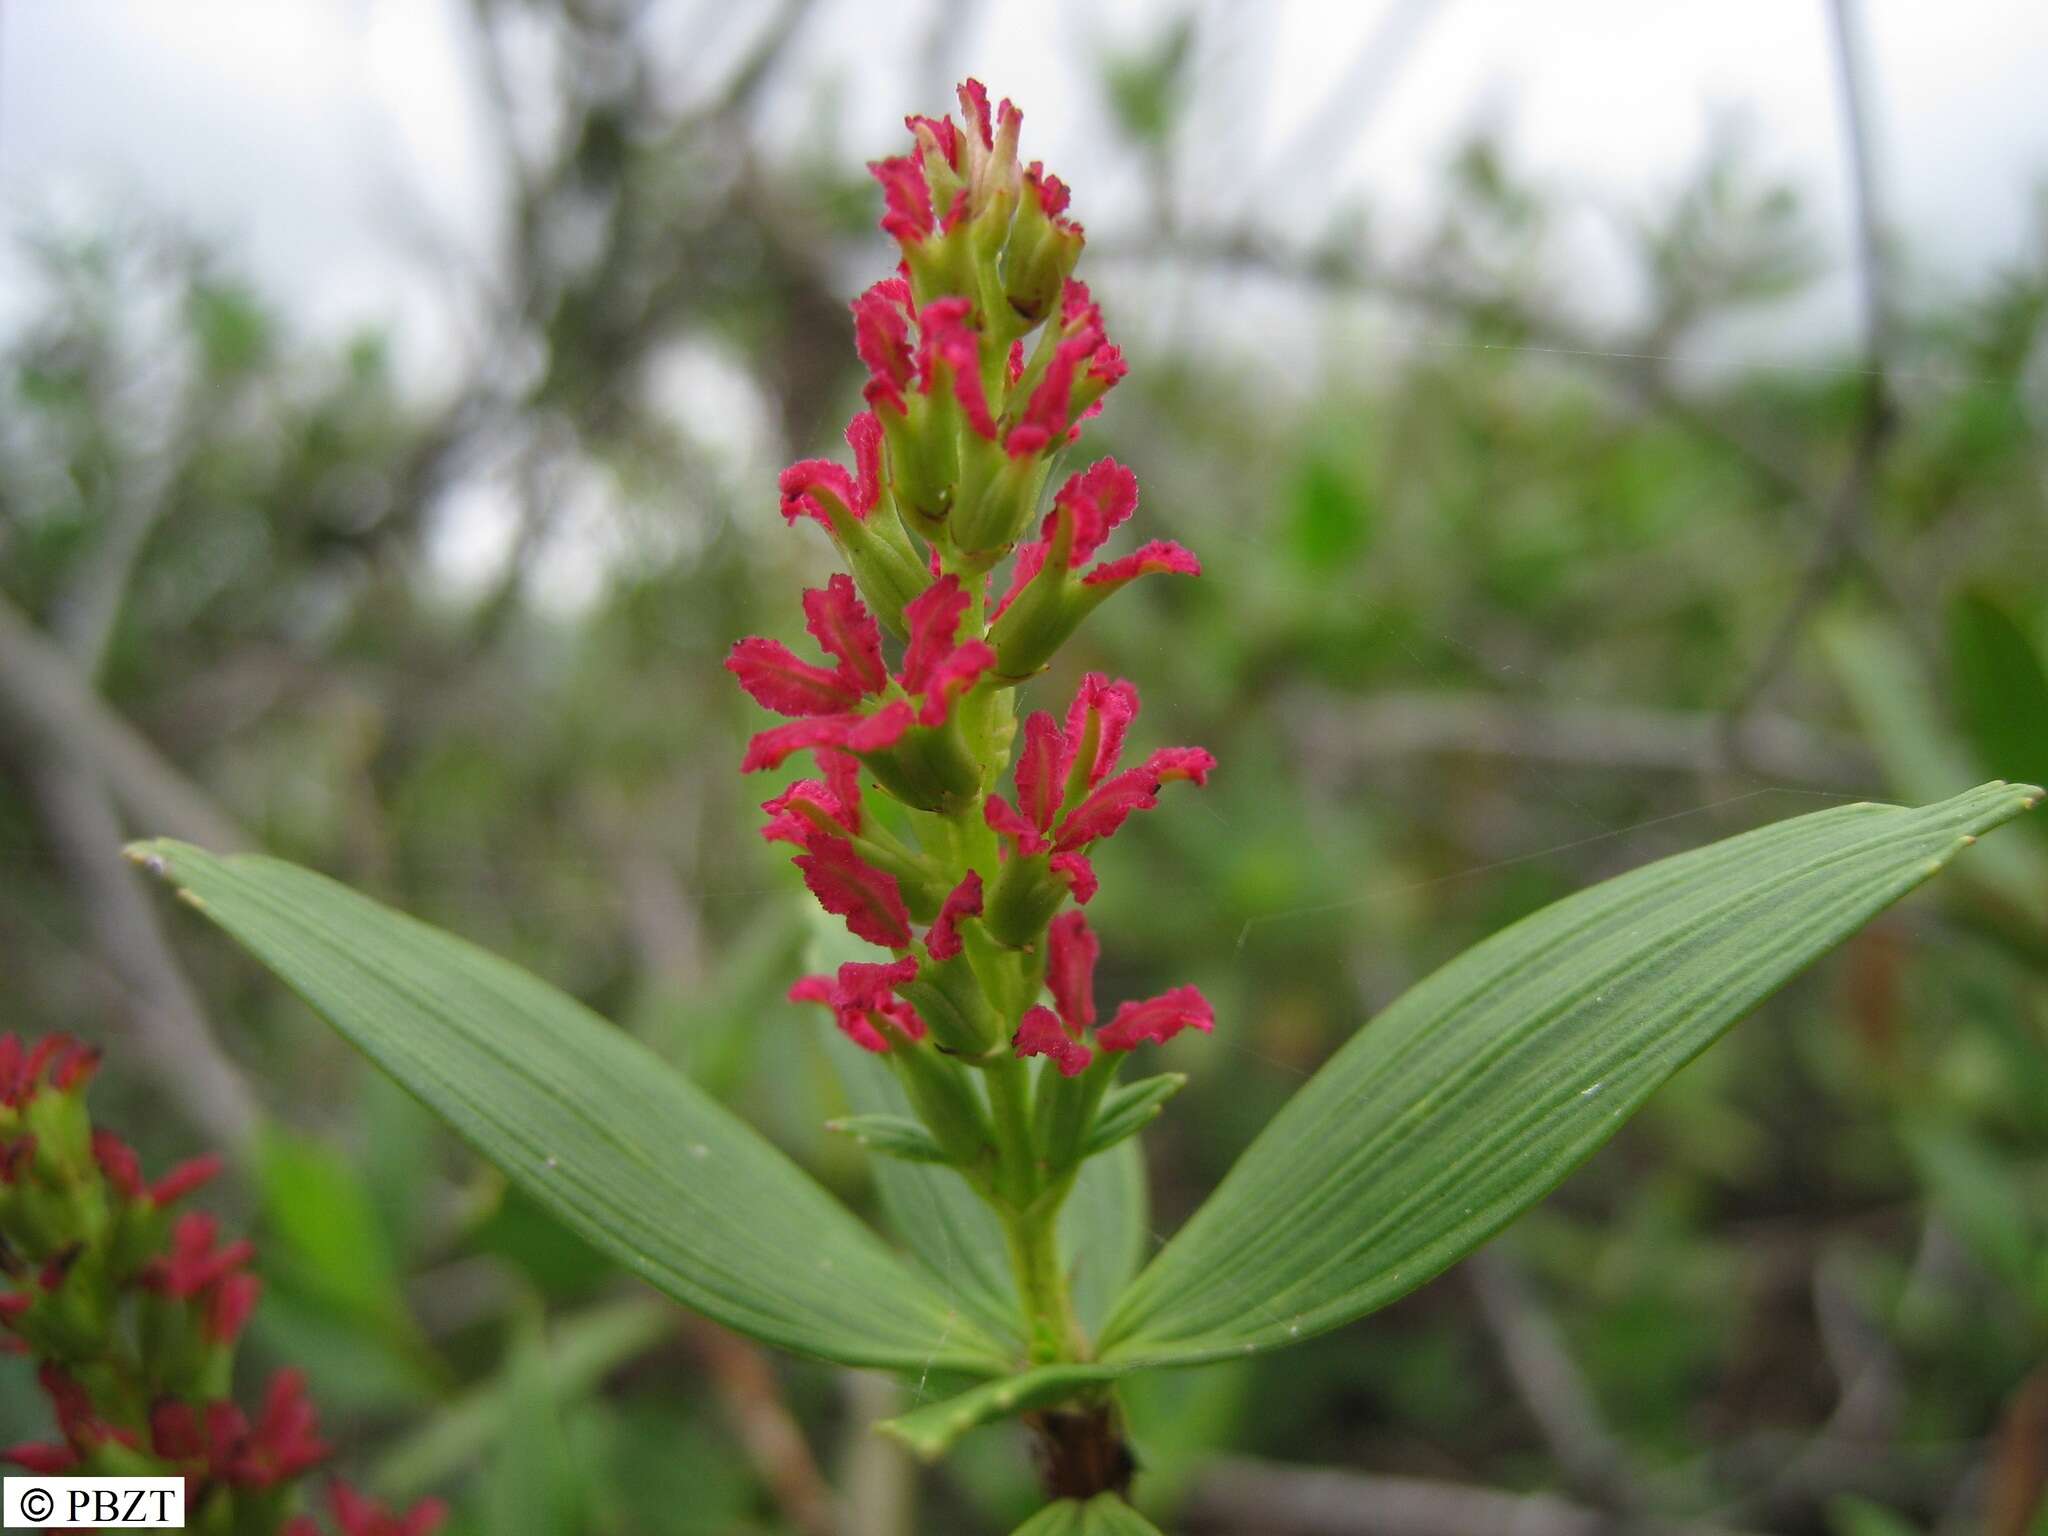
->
3;1;2046;384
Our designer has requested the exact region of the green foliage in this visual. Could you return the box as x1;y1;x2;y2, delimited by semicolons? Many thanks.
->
1100;783;2036;1364
129;842;1008;1377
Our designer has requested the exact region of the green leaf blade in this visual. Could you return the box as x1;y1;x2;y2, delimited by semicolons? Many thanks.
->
1099;783;2039;1366
134;842;1006;1376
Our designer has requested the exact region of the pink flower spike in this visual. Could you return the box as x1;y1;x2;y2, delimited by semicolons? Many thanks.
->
1049;851;1098;904
1081;540;1202;589
793;838;914;950
150;1153;225;1208
1013;712;1065;830
1014;1006;1093;1078
726;637;865;717
926;872;984;961
1096;985;1215;1052
899;576;971;694
1045;911;1099;1031
984;794;1048;858
915;639;995;727
802;574;889;694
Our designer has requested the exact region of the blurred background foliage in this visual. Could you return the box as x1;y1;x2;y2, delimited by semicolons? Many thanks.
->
2;3;2047;1534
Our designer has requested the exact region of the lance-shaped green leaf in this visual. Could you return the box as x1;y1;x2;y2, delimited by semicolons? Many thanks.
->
130;842;1008;1377
1097;782;2040;1366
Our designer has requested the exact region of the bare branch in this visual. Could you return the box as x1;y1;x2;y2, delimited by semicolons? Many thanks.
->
0;592;246;852
17;756;259;1146
1468;1249;1641;1511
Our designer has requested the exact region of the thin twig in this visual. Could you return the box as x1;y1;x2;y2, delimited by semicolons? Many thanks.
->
685;1317;840;1536
1308;689;1871;785
16;755;259;1145
1468;1249;1642;1512
0;592;247;852
1719;0;1896;743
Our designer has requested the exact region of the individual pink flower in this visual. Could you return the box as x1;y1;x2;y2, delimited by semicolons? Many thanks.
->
729;574;993;771
780;412;887;532
1002;282;1127;458
984;673;1215;903
1013;911;1212;1072
992;458;1200;630
318;1481;449;1536
926;873;985;962
789;960;927;1054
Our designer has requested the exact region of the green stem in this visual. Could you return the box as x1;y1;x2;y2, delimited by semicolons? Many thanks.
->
984;1056;1085;1362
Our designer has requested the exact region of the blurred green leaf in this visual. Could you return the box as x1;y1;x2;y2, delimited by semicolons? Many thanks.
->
1829;1496;1924;1536
1098;783;2039;1365
1083;1074;1187;1158
377;1298;670;1499
135;841;1008;1376
826;1113;950;1163
1904;1119;2036;1288
256;1127;409;1333
1950;588;2048;829
480;1313;590;1536
1823;616;2048;924
1013;1494;1165;1535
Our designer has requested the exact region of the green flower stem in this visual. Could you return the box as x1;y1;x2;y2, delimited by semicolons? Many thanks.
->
984;1055;1085;1362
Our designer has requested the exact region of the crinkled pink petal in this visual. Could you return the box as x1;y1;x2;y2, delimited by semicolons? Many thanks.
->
1014;1005;1093;1077
852;279;916;412
802;574;889;695
1096;984;1215;1052
1081;540;1202;589
820;750;863;834
958;79;994;148
788;976;834;1006
1045;910;1099;1032
845;699;915;755
1014;712;1065;831
779;458;861;528
1047;459;1139;566
793;838;913;950
725;637;863;717
926;872;984;961
1053;746;1216;850
1025;161;1071;218
915;640;995;727
1005;327;1102;460
1007;339;1025;385
741;715;862;773
918;300;999;439
984;794;1048;858
899;575;970;694
991;540;1049;622
1049;851;1097;904
1059;673;1140;792
868;154;934;244
759;779;856;850
846;411;883;517
906;113;961;170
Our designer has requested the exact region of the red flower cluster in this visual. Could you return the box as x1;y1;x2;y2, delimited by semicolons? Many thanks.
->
728;83;1217;1102
0;1033;445;1536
